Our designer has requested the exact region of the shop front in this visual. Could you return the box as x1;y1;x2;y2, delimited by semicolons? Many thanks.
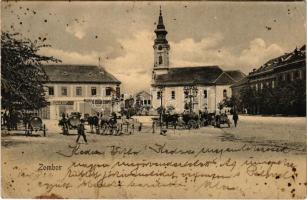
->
41;99;120;120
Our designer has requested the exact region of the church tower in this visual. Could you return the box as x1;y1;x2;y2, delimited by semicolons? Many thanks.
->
153;7;170;78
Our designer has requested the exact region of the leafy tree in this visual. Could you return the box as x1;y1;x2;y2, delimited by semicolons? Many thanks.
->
239;85;257;114
291;79;306;115
1;32;60;113
238;78;306;116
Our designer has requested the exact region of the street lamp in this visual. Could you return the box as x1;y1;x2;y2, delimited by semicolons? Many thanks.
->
183;85;198;113
111;90;117;113
158;86;165;135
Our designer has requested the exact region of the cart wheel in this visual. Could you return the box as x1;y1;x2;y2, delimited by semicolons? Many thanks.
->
188;120;197;129
96;127;100;134
43;124;46;137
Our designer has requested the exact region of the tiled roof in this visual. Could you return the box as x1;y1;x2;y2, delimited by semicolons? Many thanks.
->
225;70;246;82
250;45;306;75
214;72;236;85
231;77;249;88
153;66;245;86
135;91;151;97
42;65;121;84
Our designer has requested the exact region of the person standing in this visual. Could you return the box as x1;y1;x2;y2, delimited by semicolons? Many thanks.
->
233;111;239;127
3;111;8;128
76;119;87;143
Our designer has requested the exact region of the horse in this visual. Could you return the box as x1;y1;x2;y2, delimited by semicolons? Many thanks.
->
87;116;99;133
162;113;179;129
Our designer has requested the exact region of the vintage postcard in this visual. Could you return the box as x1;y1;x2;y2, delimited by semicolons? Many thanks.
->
1;1;306;198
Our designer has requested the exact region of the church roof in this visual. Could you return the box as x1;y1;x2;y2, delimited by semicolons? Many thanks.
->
225;70;246;82
152;66;245;86
214;72;236;85
42;64;121;84
231;76;249;88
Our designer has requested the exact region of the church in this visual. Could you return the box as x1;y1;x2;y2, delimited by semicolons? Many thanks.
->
150;8;245;113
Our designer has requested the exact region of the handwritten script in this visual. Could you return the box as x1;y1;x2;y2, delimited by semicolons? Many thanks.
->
3;143;306;198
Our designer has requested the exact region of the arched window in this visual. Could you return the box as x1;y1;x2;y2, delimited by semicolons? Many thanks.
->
223;89;227;98
203;90;207;99
159;56;163;65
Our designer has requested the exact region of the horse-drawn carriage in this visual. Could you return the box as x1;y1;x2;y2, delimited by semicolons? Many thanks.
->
213;113;231;128
154;109;231;130
1;110;47;136
58;113;83;135
180;112;200;129
25;116;47;136
87;113;122;135
155;111;201;130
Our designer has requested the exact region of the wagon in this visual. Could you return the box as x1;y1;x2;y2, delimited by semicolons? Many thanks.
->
214;113;231;128
58;115;81;135
68;115;81;129
181;112;200;129
25;117;47;136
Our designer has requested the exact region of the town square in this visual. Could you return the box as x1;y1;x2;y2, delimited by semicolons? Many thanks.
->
1;1;306;199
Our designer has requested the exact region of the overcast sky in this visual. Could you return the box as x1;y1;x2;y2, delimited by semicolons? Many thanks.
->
2;1;306;93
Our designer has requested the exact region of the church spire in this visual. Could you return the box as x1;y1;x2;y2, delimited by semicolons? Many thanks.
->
156;7;166;32
153;6;170;73
157;6;165;29
154;6;168;45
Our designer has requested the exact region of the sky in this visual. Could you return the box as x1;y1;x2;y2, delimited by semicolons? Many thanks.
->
2;1;306;94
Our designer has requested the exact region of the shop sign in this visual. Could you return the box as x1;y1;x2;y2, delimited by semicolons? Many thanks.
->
84;99;111;104
84;99;103;104
52;101;74;105
103;100;111;104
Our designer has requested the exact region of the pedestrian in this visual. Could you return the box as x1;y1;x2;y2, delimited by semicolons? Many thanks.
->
76;119;87;143
3;111;8;127
59;113;69;135
233;111;239;127
11;111;18;130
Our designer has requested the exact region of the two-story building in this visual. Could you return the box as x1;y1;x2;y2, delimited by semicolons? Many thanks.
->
247;45;306;90
231;45;306;115
41;65;121;120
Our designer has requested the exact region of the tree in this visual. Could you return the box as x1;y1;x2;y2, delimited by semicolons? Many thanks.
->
239;78;306;116
1;32;60;112
240;85;256;114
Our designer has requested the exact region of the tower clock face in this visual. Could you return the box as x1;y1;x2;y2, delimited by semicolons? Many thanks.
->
158;45;162;50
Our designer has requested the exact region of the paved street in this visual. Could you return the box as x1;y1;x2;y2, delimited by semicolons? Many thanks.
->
2;115;307;198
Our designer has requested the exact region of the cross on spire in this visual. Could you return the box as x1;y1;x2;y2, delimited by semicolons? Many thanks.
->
157;6;165;30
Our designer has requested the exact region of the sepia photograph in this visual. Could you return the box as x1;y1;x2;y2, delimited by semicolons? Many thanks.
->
1;1;306;198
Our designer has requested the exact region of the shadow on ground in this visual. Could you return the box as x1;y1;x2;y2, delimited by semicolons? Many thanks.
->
218;131;307;154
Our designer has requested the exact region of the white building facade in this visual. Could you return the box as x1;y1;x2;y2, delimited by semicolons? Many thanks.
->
151;85;233;113
151;9;245;113
41;65;121;120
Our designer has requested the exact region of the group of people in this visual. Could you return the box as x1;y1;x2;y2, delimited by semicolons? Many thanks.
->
199;107;239;127
59;112;87;143
59;111;120;144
